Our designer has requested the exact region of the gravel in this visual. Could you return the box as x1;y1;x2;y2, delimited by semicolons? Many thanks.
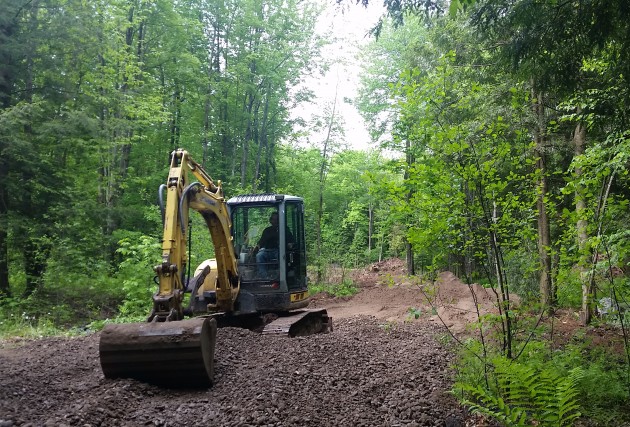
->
0;316;466;426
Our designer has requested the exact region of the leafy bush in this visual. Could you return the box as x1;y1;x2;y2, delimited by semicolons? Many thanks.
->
456;356;583;427
114;233;161;319
0;268;122;337
453;338;630;426
309;278;359;298
555;266;584;308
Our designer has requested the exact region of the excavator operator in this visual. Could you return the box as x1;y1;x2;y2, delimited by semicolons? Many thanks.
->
254;211;293;276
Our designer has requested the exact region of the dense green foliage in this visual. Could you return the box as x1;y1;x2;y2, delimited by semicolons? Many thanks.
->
0;0;317;320
0;0;398;330
458;358;583;426
355;0;630;424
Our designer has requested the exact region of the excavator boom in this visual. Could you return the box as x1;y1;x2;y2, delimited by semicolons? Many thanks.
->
100;149;237;386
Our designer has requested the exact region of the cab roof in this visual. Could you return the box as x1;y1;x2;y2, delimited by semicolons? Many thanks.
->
226;193;303;206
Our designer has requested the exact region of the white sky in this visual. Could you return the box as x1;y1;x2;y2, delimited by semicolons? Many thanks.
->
293;1;385;151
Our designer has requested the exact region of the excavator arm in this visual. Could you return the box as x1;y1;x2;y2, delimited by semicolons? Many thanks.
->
99;149;239;387
150;149;239;321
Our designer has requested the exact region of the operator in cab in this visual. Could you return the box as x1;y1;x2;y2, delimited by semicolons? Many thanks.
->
255;211;293;276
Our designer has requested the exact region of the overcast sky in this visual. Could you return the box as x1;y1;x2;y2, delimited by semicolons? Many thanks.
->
293;1;385;151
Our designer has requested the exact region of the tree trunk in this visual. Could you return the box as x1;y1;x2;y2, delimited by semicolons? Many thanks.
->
315;87;339;283
22;236;47;298
573;119;593;324
169;88;181;149
533;88;554;310
202;97;210;167
21;2;48;298
368;202;373;254
241;92;256;187
406;243;414;275
404;138;415;275
261;90;272;192
251;101;262;191
0;4;15;297
0;161;9;297
202;12;221;169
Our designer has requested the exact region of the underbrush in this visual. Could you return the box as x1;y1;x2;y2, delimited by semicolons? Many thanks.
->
0;241;364;339
0;283;124;339
453;335;630;426
0;234;158;339
307;262;361;297
309;277;359;297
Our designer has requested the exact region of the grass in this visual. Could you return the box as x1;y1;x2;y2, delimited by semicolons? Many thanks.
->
309;278;359;297
0;315;69;340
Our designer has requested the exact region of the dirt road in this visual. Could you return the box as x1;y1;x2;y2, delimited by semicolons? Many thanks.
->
0;260;473;426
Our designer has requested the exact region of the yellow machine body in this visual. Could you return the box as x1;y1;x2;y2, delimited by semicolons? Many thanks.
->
99;149;329;387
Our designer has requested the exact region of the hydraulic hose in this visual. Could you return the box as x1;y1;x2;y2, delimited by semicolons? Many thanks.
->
186;213;193;293
179;182;202;237
158;184;167;225
179;182;202;301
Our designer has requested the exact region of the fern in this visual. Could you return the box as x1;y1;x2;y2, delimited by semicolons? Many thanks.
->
456;357;584;427
459;384;528;427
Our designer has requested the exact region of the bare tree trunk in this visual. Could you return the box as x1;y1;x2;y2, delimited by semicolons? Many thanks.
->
404;138;415;275
0;152;8;297
368;202;373;254
0;1;17;297
261;89;272;192
202;11;222;168
573;119;593;324
267;117;278;190
315;83;339;283
202;97;210;167
21;1;48;298
241;92;255;186
532;88;553;310
119;3;140;177
169;88;181;149
405;243;415;275
251;101;262;191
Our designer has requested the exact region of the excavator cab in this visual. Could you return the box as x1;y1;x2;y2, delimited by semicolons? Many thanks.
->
228;194;310;313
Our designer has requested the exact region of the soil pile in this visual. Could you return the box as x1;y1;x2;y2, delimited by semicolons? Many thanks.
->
318;259;506;335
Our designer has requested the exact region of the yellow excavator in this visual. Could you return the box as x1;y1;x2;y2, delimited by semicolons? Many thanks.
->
99;149;330;387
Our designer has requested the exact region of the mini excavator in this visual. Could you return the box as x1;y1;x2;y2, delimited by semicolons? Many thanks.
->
99;149;330;387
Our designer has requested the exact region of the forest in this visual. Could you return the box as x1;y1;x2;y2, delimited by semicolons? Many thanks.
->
1;0;630;425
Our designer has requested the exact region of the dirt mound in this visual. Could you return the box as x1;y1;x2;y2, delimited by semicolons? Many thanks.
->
432;271;507;334
314;263;507;335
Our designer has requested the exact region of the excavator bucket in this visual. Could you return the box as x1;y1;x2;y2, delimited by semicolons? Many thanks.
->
99;317;217;388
